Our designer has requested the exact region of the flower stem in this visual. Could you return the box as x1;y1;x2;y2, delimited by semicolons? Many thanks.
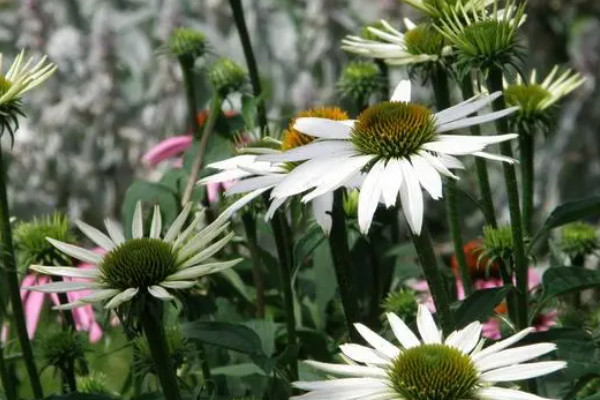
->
0;144;44;399
431;69;473;296
460;76;497;227
374;59;389;101
228;0;269;136
411;225;455;335
0;345;16;400
178;56;200;137
241;212;266;318
139;298;182;400
486;67;528;329
519;133;534;238
181;94;223;206
268;208;298;380
329;189;362;342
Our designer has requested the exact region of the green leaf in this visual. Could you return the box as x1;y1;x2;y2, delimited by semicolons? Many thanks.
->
121;180;179;238
293;223;325;272
454;287;513;328
541;267;600;301
244;319;279;357
219;268;252;302
45;394;117;400
181;320;264;355
211;363;266;377
529;196;600;252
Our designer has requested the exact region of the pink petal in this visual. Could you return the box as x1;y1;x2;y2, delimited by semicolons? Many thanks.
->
482;319;502;339
207;183;220;204
142;135;193;168
24;290;45;339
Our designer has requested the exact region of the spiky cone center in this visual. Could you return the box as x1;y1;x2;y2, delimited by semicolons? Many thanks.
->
351;102;437;159
482;225;514;262
505;84;552;117
458;20;518;58
389;344;479;400
382;288;418;320
15;213;74;268
169;28;207;59
208;58;248;96
100;238;177;290
404;24;446;56
40;330;86;369
339;61;382;100
560;222;599;259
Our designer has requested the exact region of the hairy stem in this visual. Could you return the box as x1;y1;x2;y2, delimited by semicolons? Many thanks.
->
519;133;534;238
241;212;266;318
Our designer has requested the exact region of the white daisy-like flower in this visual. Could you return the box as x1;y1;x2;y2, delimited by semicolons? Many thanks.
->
341;19;452;66
258;80;518;235
25;202;241;310
293;305;566;400
199;107;353;234
0;49;57;106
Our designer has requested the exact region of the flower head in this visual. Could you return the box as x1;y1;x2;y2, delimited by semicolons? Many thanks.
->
294;305;565;400
77;372;110;395
257;80;518;234
342;19;452;66
559;222;598;261
209;58;248;97
338;61;385;103
481;225;515;264
25;203;241;310
437;1;526;73
381;287;418;322
39;330;86;372
0;50;56;140
199;107;351;234
504;67;585;134
168;27;208;62
399;0;493;19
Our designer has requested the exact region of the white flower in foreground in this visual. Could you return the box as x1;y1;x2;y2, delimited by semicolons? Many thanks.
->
0;49;56;106
341;19;452;66
26;202;241;309
258;80;518;235
200;107;353;234
293;305;566;400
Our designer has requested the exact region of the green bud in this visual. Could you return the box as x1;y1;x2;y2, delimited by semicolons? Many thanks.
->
343;189;360;218
208;58;248;96
381;288;418;322
338;61;384;102
40;330;86;372
481;225;514;264
77;372;110;394
559;222;598;261
168;28;208;60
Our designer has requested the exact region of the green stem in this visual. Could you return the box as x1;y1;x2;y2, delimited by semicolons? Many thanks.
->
228;0;269;136
328;189;362;342
411;225;455;335
431;69;473;296
181;95;223;205
241;212;266;318
487;67;528;330
62;361;77;393
268;209;298;380
0;144;44;399
498;258;519;326
519;133;534;238
178;56;200;137
374;59;389;101
461;76;497;227
139;298;181;400
0;345;16;400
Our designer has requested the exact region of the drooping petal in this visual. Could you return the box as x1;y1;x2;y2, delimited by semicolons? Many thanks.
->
358;160;386;233
159;280;196;289
46;239;103;264
380;159;403;208
104;288;139;309
148;285;174;301
399;159;424;235
26;281;103;293
390;79;411;102
311;192;333;235
258;141;356;163
142;135;193;167
30;265;100;279
410;154;443;200
225;175;281;195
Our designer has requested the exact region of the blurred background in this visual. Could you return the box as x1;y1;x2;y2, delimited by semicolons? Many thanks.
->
3;0;600;227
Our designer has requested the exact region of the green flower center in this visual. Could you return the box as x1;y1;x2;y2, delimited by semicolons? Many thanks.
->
15;213;74;268
404;24;445;56
460;20;517;57
389;344;479;400
208;58;247;95
504;84;552;116
351;102;437;159
100;238;177;290
560;222;599;259
169;28;207;58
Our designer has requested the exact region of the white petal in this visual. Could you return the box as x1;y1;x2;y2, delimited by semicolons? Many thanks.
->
477;386;554;400
436;133;519;146
399;159;424;235
264;197;287;221
390;79;411;102
219;187;271;220
410;154;442;199
26;281;102;293
294;118;353;139
387;312;420;349
53;300;85;310
78;289;121;304
419;151;458;179
75;220;115;251
104;219;125;245
476;343;557;372
473;151;517;164
46;238;102;264
304;360;387;378
380;159;403;208
168;259;242;281
164;203;192;242
104;288;139;309
179;232;236;269
480;361;566;382
416;304;441;344
206;154;261;171
258;140;355;163
29;265;100;279
178;222;231;262
434;92;502;125
226;175;281;195
149;205;162;239
293;378;387;391
472;327;534;361
358;160;386;234
159;280;196;289
148;285;174;301
131;201;144;239
436;107;519;133
354;324;401;359
339;344;391;365
311;192;333;235
444;321;481;354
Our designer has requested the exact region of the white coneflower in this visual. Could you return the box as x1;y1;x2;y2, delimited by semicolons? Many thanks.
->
0;50;56;106
199;107;353;234
25;202;241;309
258;79;518;235
341;19;452;66
293;305;566;400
